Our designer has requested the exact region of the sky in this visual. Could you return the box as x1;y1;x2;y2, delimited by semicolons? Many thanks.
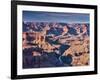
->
23;11;90;23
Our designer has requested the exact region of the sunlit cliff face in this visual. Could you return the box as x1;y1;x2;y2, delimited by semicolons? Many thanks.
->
22;32;27;48
75;26;81;34
81;24;87;34
62;26;69;35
